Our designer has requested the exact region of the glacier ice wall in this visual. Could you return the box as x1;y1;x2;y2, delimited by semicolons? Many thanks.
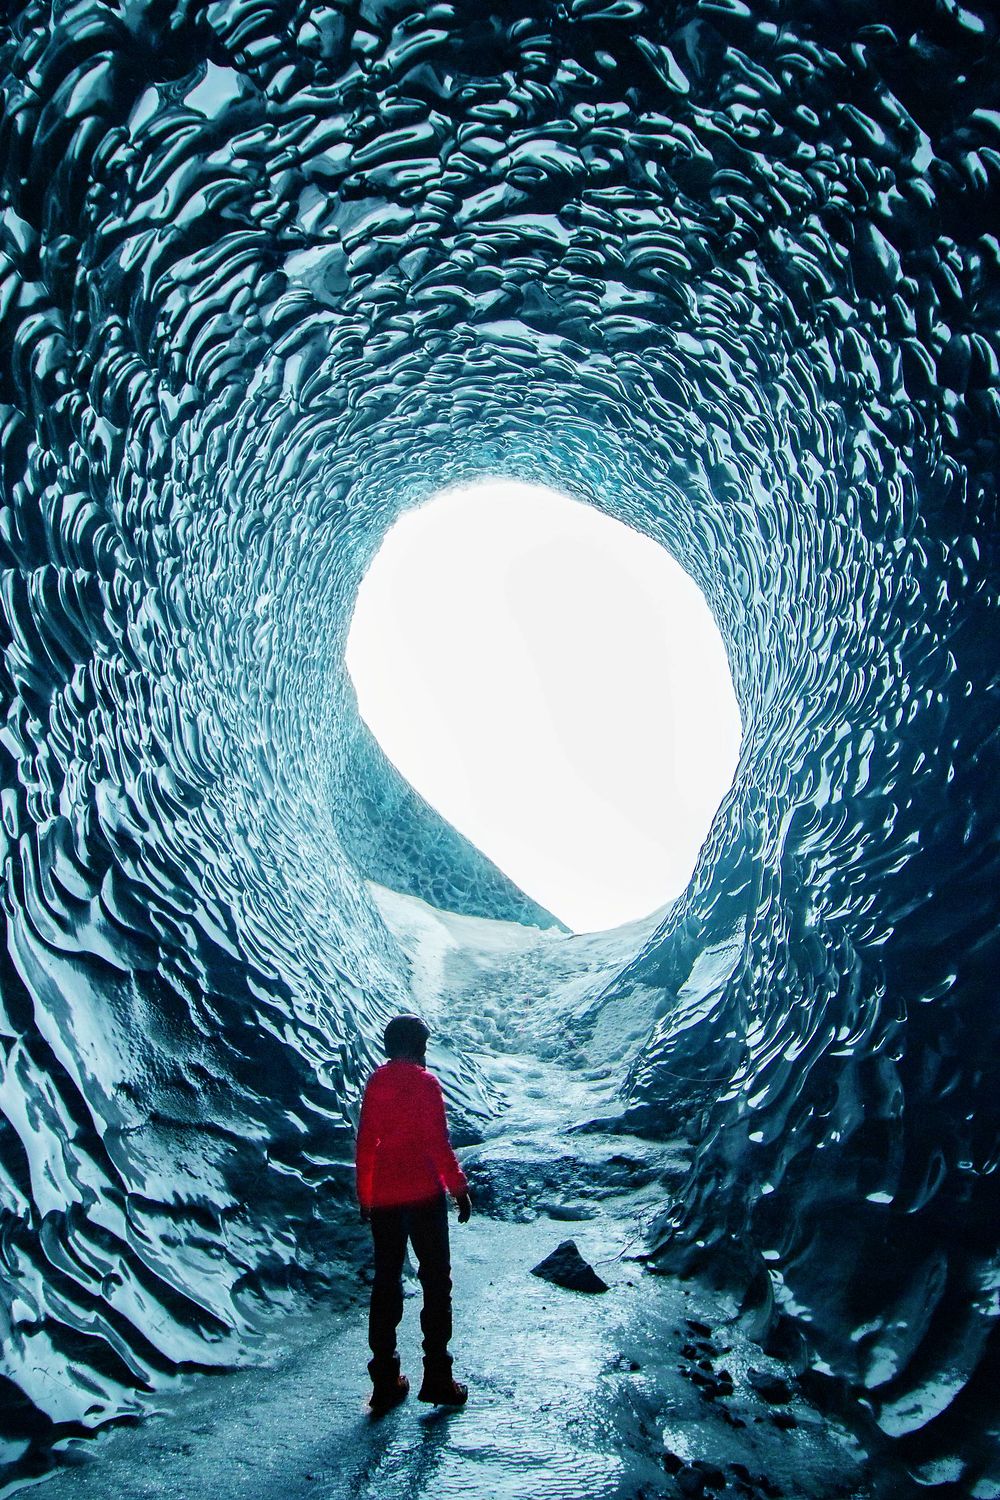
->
0;0;997;1485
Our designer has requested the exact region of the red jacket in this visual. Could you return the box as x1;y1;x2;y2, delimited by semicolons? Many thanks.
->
355;1060;468;1211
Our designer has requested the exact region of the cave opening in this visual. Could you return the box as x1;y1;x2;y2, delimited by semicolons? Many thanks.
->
346;478;742;934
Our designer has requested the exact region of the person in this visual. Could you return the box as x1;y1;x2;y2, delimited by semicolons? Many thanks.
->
355;1013;473;1413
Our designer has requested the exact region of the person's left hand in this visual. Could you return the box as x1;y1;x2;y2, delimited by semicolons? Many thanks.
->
455;1191;472;1224
359;1203;371;1224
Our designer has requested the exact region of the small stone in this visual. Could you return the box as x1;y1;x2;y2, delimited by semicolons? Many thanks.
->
728;1466;782;1499
748;1368;794;1404
685;1318;712;1337
693;1460;728;1489
542;1201;599;1221
530;1239;609;1293
676;1465;706;1497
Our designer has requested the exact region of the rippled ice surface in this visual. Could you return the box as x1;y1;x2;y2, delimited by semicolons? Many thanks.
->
0;0;998;1493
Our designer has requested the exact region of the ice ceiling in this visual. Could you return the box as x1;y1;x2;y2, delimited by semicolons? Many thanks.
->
0;0;998;1489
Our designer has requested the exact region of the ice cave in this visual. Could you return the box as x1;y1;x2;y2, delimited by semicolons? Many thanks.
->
0;1;997;1496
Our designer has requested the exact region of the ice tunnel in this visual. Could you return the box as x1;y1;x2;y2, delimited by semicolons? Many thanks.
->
0;0;997;1491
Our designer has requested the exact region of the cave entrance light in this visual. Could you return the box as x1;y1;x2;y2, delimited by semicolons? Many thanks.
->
345;480;741;934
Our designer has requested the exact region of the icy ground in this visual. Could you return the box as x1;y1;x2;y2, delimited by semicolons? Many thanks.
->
32;893;910;1500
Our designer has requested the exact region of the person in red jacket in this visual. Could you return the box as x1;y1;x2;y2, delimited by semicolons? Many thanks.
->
356;1013;473;1413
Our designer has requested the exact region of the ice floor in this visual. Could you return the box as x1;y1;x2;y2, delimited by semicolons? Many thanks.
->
31;1094;884;1500
27;894;913;1500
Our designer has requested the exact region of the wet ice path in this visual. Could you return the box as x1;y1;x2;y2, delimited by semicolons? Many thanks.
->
33;896;892;1499
34;1047;884;1500
33;1039;675;1500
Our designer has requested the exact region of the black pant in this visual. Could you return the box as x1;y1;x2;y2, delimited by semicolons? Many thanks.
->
368;1193;453;1384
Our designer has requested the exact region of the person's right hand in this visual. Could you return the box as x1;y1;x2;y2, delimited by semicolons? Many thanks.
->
455;1191;472;1224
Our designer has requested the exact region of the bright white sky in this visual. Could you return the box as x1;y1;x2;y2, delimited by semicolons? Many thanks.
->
346;479;742;933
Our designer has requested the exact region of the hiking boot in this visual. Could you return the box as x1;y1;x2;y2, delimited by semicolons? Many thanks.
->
417;1375;468;1406
369;1373;409;1413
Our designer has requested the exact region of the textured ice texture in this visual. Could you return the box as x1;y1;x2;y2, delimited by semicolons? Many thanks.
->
0;0;997;1490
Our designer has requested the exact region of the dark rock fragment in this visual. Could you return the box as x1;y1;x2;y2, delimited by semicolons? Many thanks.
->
675;1465;706;1497
685;1318;712;1337
728;1465;783;1498
682;1359;733;1401
530;1239;609;1293
541;1200;599;1221
747;1368;794;1404
693;1460;728;1489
